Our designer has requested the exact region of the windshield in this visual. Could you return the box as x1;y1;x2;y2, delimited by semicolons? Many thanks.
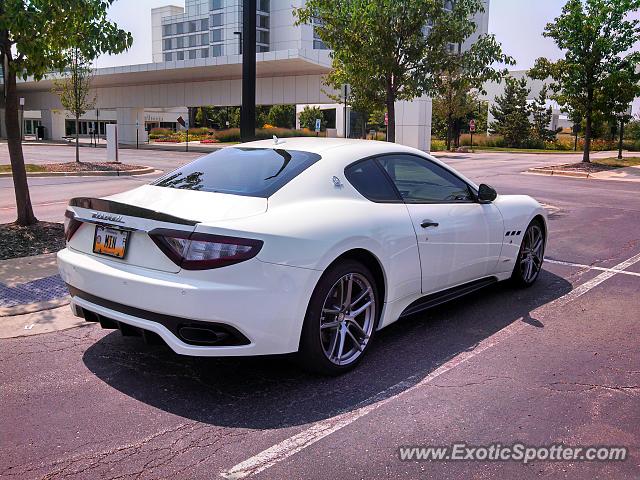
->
153;147;321;198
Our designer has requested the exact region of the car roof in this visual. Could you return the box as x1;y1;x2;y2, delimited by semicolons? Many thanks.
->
237;137;425;157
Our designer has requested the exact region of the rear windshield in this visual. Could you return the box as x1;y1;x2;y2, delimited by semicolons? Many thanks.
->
153;147;321;197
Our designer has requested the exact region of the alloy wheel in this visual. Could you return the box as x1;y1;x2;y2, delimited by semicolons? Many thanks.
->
319;272;376;366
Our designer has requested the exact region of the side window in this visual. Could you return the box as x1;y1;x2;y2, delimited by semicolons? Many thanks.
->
345;159;401;203
377;155;473;203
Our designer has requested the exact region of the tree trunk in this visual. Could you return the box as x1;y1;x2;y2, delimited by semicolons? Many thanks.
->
4;67;38;226
386;79;395;143
75;117;80;163
446;111;453;150
583;111;592;163
583;91;592;163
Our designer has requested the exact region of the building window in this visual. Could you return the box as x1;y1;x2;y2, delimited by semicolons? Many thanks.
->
211;44;223;57
189;34;197;47
177;51;184;61
176;22;184;34
189;49;197;60
257;14;269;29
163;38;172;50
162;24;173;37
211;13;223;26
258;0;269;13
201;32;209;44
258;45;269;53
176;36;184;49
211;28;223;42
200;18;209;30
201;48;209;58
210;0;223;10
188;21;197;33
257;30;269;45
313;40;327;50
164;52;173;62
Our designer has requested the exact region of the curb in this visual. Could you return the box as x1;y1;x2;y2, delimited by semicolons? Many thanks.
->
0;166;156;178
527;168;591;178
0;297;69;317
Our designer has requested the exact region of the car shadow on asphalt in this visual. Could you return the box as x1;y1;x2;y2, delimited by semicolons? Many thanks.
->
82;269;571;429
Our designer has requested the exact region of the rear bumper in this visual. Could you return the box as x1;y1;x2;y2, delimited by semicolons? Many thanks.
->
57;247;321;356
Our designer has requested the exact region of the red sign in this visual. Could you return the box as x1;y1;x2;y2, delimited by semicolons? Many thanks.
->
469;119;476;132
384;112;388;126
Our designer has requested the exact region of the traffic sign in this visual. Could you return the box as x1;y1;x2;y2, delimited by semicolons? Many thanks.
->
315;118;321;132
469;119;476;132
384;112;388;126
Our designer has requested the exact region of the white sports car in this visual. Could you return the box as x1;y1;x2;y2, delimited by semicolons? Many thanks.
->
58;138;547;374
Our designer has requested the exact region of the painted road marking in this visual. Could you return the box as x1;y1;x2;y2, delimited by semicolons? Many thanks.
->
221;251;640;479
545;258;640;278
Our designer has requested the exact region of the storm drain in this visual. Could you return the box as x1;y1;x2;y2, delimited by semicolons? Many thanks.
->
0;274;68;308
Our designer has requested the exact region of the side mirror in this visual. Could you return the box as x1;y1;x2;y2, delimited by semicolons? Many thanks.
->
477;184;497;203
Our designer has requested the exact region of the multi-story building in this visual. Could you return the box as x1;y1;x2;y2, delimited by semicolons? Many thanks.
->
152;0;489;62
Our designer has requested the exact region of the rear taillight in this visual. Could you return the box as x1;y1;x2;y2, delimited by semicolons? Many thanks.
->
64;210;82;241
149;229;263;270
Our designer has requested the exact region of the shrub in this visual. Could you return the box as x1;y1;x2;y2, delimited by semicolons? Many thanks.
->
188;127;214;136
213;128;241;142
459;134;505;148
200;138;219;144
430;139;446;151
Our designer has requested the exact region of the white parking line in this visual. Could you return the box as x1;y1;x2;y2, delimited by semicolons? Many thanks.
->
545;258;640;277
220;251;640;480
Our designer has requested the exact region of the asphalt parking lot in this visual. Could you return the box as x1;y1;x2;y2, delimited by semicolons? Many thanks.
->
1;144;639;479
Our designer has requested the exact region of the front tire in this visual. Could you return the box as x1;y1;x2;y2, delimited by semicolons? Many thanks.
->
511;219;545;287
298;260;379;375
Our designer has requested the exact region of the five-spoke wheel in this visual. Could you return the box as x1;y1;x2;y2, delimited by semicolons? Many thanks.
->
299;260;379;375
512;220;545;287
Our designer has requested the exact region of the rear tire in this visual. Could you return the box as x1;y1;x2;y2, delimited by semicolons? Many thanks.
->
511;219;545;288
298;260;379;375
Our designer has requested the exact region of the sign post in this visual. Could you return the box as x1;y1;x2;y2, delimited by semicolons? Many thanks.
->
384;112;388;141
135;120;139;150
469;119;476;152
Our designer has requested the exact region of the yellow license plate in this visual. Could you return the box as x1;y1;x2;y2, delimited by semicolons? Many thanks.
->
93;225;130;259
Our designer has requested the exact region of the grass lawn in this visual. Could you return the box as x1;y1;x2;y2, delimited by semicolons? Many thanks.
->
593;157;640;168
0;164;46;173
473;146;581;154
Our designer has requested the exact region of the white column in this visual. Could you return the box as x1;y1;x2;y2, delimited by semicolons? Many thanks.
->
40;109;66;141
116;107;148;145
394;96;432;152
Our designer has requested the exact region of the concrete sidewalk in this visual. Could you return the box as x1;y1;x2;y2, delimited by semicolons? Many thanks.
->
590;164;640;182
0;253;85;337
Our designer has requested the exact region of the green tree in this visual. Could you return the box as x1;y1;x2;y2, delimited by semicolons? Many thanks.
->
490;76;531;148
267;104;295;128
434;35;513;149
295;0;491;143
0;0;132;225
52;48;96;163
530;85;556;143
530;0;640;162
299;106;325;130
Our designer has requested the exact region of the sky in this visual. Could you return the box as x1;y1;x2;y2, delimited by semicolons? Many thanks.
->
96;0;568;70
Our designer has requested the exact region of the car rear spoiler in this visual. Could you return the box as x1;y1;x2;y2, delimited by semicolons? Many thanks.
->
67;197;199;226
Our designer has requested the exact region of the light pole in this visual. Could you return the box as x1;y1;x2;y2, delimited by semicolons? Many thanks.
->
19;97;25;141
240;0;256;141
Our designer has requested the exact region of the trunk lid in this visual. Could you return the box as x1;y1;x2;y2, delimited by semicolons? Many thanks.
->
66;186;267;273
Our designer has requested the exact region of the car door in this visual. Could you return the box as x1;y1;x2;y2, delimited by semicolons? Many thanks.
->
376;154;503;294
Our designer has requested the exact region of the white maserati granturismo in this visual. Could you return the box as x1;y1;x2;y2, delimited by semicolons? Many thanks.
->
58;138;547;374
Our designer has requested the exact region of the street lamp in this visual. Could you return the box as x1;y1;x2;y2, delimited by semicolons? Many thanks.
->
19;97;25;141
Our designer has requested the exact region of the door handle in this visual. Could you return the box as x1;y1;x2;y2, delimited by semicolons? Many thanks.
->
421;219;439;228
